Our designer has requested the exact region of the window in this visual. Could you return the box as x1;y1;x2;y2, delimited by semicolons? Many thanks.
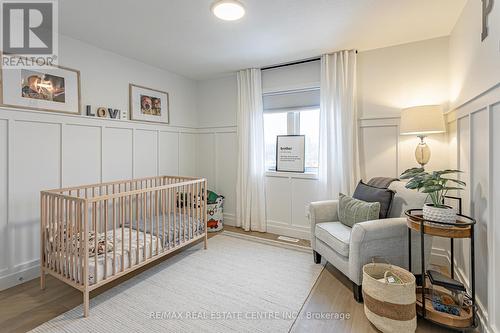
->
264;108;320;172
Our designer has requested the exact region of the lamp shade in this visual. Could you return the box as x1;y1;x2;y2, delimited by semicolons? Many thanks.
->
400;105;446;135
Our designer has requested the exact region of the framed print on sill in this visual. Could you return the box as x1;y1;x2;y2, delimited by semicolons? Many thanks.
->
0;56;81;115
276;135;305;173
129;83;169;124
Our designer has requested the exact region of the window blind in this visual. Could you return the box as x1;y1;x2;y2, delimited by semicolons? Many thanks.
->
262;88;320;113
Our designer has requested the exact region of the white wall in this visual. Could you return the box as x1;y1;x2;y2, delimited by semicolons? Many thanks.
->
358;37;451;179
0;35;199;290
358;37;450;119
197;75;238;128
449;0;500;108
195;37;452;239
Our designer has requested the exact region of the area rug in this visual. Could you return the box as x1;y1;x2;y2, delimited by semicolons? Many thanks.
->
30;232;324;333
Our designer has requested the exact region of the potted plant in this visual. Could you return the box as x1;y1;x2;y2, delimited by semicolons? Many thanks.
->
400;167;465;223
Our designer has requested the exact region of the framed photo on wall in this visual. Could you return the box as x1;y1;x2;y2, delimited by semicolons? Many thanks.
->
0;56;81;115
276;135;305;173
129;83;169;124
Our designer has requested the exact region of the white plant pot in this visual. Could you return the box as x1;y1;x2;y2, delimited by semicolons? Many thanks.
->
422;204;457;224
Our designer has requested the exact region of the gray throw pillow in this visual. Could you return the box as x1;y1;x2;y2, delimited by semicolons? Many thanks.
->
353;180;395;219
338;193;381;228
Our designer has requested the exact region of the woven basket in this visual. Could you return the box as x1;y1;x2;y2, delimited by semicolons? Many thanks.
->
362;263;416;333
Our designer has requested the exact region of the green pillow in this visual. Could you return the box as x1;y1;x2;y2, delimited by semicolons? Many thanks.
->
338;193;381;228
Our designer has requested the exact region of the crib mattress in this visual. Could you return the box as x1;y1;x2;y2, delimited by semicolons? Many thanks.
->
54;228;162;285
125;212;204;247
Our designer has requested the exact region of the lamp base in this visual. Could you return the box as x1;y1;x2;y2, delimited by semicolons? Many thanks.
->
415;135;430;168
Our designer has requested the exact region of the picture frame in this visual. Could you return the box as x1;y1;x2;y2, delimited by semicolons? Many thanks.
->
129;83;169;124
0;55;81;115
276;135;305;173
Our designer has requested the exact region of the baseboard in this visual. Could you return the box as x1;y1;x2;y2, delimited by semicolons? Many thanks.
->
0;263;40;291
223;214;310;240
266;221;310;240
431;247;494;333
223;213;236;226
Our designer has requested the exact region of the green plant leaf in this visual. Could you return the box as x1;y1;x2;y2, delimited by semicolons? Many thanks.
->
400;167;425;179
443;187;464;191
442;178;466;186
421;185;443;193
434;169;463;175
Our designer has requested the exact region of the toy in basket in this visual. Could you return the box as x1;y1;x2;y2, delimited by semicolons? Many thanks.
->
362;262;416;333
176;190;224;232
206;190;224;232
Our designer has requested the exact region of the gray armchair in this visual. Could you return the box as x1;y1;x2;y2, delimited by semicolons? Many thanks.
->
308;180;432;302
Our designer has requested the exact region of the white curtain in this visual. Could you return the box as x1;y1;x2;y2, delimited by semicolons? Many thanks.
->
318;50;360;199
236;69;267;232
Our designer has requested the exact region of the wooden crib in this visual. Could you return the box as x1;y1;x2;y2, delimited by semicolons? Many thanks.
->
40;176;208;317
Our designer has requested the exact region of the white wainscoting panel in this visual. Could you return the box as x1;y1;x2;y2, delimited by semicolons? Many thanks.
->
134;129;158;179
265;176;292;226
492;102;500;332
214;131;238;223
63;124;101;187
359;121;399;180
470;109;489;308
179;132;197;177
102;127;134;182
0;120;8;274
12;121;61;270
159;131;180;176
291;178;320;228
196;133;216;188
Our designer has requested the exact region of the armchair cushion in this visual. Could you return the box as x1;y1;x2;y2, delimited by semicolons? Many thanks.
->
353;180;395;218
338;193;380;228
315;222;351;257
388;181;428;218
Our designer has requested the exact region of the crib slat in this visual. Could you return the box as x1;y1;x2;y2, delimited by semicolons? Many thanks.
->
188;184;191;240
104;199;108;280
204;180;208;249
168;185;171;250
161;187;166;252
136;191;140;263
189;184;193;240
93;201;98;284
174;184;177;247
65;198;70;280
156;189;160;255
70;199;74;280
67;196;71;279
112;184;116;276
192;183;195;239
58;197;63;275
129;193;132;268
149;191;153;258
197;181;201;236
55;197;59;274
40;193;46;288
121;196;125;272
78;201;83;284
143;191;147;261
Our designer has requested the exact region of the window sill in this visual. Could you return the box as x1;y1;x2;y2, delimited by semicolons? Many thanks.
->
265;170;318;180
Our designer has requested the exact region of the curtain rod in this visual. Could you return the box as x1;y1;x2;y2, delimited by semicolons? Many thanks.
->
261;50;358;71
261;57;320;71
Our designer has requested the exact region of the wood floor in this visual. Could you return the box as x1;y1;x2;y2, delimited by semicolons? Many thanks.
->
0;227;459;333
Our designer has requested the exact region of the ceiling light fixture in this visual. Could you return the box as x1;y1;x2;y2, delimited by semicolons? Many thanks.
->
211;0;245;21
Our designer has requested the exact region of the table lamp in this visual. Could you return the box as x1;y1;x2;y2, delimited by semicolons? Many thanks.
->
400;105;446;168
